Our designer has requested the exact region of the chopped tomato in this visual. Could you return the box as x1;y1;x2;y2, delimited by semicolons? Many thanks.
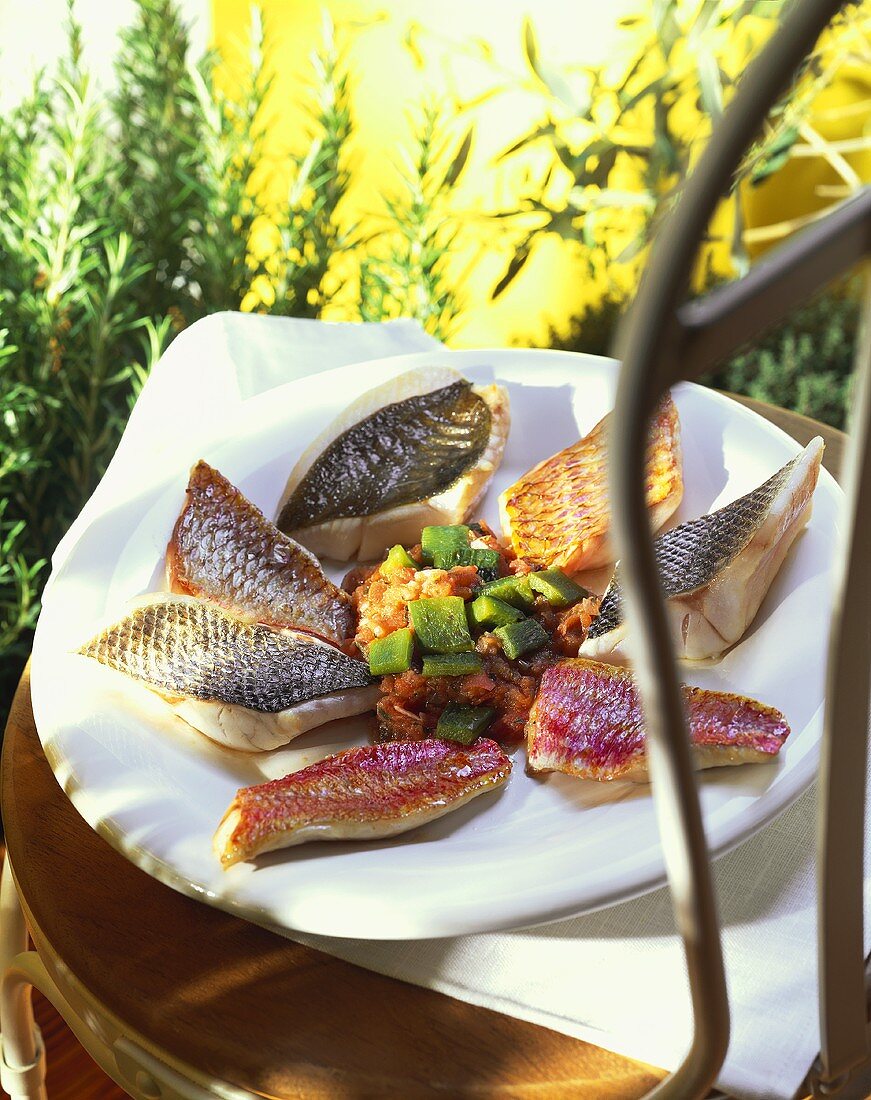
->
352;522;601;744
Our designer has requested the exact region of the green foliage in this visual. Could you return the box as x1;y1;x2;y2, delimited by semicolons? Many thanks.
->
114;0;272;320
113;0;200;321
491;2;869;298
543;290;627;359
269;13;355;318
703;282;860;431
546;280;860;431
0;7;153;564
0;0;474;728
360;105;471;342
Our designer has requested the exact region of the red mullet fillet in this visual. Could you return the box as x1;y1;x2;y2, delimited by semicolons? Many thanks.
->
526;659;789;782
215;737;511;867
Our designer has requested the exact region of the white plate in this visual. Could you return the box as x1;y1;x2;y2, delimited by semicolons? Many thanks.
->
31;349;841;939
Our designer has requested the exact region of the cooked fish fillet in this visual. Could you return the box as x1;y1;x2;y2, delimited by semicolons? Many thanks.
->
215;737;512;867
275;366;510;560
166;460;352;645
581;437;824;663
78;595;378;751
526;658;790;782
499;394;682;573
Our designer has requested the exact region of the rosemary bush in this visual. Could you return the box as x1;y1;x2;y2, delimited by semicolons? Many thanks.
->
0;1;468;726
702;280;861;431
267;16;355;318
548;280;861;431
360;105;472;342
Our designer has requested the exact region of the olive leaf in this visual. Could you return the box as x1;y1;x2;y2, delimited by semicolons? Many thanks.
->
749;126;801;185
443;126;473;188
491;243;532;300
521;15;583;113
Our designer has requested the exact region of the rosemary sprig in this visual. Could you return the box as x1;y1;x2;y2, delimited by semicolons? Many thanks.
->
360;105;472;342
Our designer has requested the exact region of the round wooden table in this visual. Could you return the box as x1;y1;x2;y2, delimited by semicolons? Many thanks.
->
0;397;843;1100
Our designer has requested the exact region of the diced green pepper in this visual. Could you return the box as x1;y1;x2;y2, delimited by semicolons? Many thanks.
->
432;545;471;571
409;596;474;653
494;618;549;660
368;628;415;676
430;545;500;579
421;525;470;565
467;594;525;632
383;544;419;574
477;574;535;610
435;703;495;744
528;568;591;607
421;652;483;677
470;548;500;580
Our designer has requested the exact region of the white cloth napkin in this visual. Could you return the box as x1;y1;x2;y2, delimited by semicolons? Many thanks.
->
49;312;870;1100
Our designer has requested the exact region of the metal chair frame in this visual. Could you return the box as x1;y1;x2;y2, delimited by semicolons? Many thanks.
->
609;0;871;1096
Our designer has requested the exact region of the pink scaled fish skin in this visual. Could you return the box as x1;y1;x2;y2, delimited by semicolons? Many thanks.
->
215;737;511;867
526;659;789;782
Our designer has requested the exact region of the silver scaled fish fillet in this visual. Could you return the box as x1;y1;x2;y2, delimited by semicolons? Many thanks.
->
79;595;378;751
581;437;824;663
275;366;510;560
166;460;353;645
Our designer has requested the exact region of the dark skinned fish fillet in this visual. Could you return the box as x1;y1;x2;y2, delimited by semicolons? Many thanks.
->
214;737;512;867
166;460;352;645
275;366;510;560
526;659;790;782
78;595;378;751
581;437;823;662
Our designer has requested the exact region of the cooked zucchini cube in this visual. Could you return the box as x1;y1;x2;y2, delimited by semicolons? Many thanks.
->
432;545;472;571
477;574;535;610
528;568;590;607
436;703;496;744
383;544;419;573
368;628;415;676
494;618;549;660
469;548;500;580
409;596;474;653
421;525;470;565
467;594;525;632
421;652;483;677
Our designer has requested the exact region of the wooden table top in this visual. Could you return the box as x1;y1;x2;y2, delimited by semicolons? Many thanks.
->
1;397;844;1099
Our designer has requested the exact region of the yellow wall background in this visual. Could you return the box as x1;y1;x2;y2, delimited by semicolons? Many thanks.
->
212;1;870;349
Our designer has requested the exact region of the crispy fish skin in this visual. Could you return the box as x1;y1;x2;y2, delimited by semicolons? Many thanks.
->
275;367;510;560
78;595;378;751
166;460;352;645
214;737;512;867
526;659;789;782
499;395;682;573
582;437;824;663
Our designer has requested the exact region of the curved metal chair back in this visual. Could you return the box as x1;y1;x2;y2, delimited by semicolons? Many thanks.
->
609;0;871;1095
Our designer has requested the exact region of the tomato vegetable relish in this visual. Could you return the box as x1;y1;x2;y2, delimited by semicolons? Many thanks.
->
343;522;600;744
